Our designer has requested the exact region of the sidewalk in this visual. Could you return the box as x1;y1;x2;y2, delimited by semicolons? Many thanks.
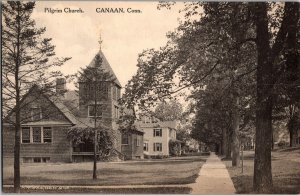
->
189;152;236;194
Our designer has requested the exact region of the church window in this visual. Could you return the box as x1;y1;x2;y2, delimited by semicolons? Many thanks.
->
122;133;129;145
88;104;104;117
21;127;30;143
32;127;42;143
112;86;116;100
43;127;52;143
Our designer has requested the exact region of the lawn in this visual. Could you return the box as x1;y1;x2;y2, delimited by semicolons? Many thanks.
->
2;186;192;194
223;147;300;194
3;155;206;188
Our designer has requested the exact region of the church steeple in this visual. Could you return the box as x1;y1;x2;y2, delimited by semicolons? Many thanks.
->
86;34;121;87
98;33;103;51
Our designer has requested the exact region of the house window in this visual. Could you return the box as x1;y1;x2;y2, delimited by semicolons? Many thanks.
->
153;129;162;137
42;157;50;163
21;127;30;143
33;157;41;163
112;86;116;100
32;127;42;143
88;104;103;117
116;88;120;100
114;106;119;119
43;127;52;143
21;127;52;144
122;133;129;145
31;107;42;121
23;157;32;163
144;143;148;151
135;136;141;147
153;143;162;152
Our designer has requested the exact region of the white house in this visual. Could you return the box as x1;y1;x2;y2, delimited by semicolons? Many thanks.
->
135;116;180;157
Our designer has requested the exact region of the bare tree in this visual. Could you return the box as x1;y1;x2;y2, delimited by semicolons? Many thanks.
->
2;2;70;192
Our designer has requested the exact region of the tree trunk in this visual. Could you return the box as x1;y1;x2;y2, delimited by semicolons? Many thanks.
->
14;4;21;192
226;130;232;159
219;142;222;155
285;2;300;104
93;129;98;179
232;96;240;167
222;128;227;156
253;3;273;192
271;124;274;150
285;2;299;148
14;101;21;193
93;81;97;180
290;130;294;147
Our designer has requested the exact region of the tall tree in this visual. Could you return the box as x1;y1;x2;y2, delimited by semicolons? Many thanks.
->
72;52;115;179
251;3;299;192
2;2;70;192
125;2;257;167
123;2;298;192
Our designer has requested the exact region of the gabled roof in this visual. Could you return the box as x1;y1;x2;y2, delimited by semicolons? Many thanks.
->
88;50;121;87
50;97;78;125
4;85;77;126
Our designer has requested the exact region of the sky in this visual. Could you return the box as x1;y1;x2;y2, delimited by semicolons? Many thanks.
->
32;1;186;90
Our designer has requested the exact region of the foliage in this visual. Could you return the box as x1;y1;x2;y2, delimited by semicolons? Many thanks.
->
154;100;183;121
169;140;181;156
117;102;137;131
67;127;113;158
74;53;114;105
2;2;71;117
176;123;192;143
124;1;298;193
287;113;300;135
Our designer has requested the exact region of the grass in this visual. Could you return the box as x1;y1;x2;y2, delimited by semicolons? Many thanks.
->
223;147;300;194
3;156;206;187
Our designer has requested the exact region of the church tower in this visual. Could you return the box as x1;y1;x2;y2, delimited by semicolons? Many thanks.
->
78;50;122;151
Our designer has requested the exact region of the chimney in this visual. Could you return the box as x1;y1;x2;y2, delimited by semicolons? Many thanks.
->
56;78;66;96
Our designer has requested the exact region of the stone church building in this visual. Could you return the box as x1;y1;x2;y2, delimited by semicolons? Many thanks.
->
3;50;144;165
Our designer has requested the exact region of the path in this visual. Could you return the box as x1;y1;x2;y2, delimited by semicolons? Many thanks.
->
189;152;236;194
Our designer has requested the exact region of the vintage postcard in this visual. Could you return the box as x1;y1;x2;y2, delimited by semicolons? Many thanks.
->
2;1;300;194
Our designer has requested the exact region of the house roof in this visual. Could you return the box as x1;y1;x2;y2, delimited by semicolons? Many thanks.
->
88;50;121;87
72;117;117;130
64;91;79;105
135;121;178;130
21;120;74;126
50;97;78;125
4;85;77;126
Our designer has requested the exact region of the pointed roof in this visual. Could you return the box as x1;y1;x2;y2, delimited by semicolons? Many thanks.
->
88;50;121;87
3;85;77;126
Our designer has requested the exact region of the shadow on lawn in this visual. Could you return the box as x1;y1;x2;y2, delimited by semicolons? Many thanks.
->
232;174;300;194
127;158;206;166
3;173;198;186
3;186;192;194
3;165;201;186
